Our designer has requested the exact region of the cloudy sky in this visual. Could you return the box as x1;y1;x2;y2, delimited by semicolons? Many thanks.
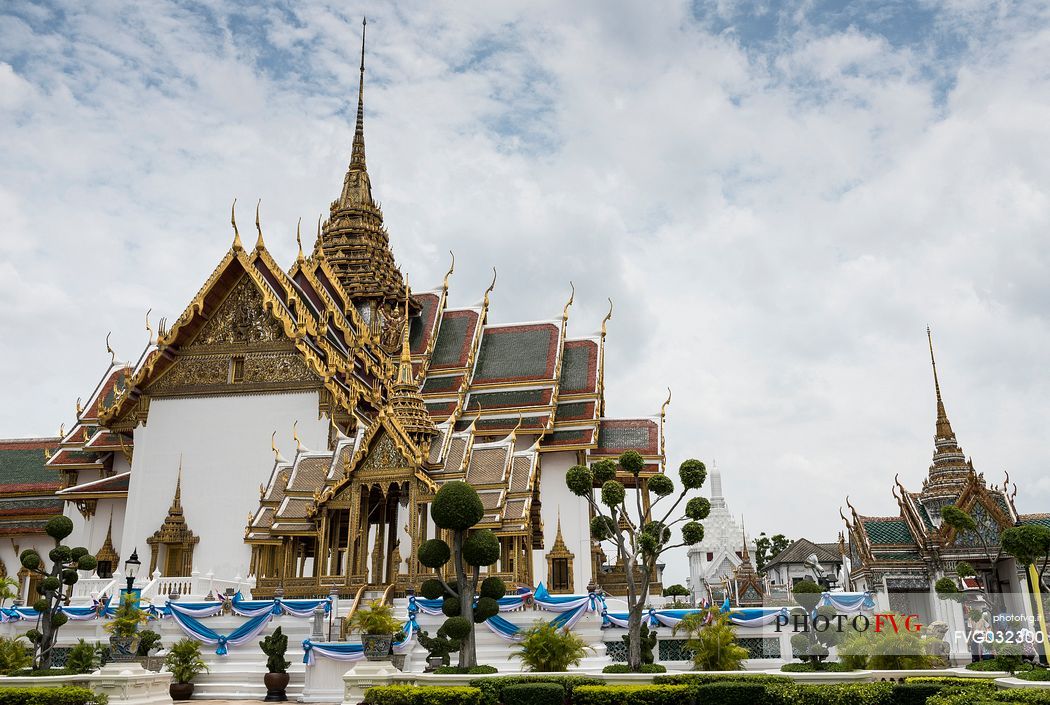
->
2;1;1050;584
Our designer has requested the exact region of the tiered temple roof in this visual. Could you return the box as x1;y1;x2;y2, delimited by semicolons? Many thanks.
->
0;438;63;536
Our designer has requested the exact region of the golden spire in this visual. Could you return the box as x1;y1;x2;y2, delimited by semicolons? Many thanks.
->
740;523;750;562
396;285;414;385
295;218;305;262
171;460;183;513
350;17;368;172
231;198;243;251
105;332;116;365
926;326;955;441
254;199;265;250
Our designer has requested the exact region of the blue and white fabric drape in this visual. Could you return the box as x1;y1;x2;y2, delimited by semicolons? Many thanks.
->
602;604;788;629
484;602;591;642
165;600;225;619
168;608;273;655
410;594;530;616
819;592;875;613
1;597;113;622
532;583;605;614
228;593;331;618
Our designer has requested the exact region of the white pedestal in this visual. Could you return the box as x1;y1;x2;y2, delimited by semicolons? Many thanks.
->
90;661;173;705
342;660;397;705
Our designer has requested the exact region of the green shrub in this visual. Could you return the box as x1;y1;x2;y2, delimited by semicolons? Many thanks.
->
363;686;481;705
928;691;1050;705
781;661;854;672
433;665;498;674
469;676;602;705
501;683;565;705
601;663;665;673
672;608;748;670
0;687;108;705
135;630;161;656
966;657;1016;672
573;685;691;705
696;682;773;705
764;682;894;705
0;636;33;675
64;639;102;674
654;672;790;685
1018;669;1050;681
512;622;590;672
890;682;951;705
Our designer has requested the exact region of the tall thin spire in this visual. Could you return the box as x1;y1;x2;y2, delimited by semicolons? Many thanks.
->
351;17;368;171
927;327;955;441
709;460;725;508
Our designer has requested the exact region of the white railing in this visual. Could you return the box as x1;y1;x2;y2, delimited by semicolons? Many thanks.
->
137;570;255;602
70;575;119;600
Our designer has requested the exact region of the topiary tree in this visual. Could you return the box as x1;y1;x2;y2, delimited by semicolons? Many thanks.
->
416;480;504;669
663;583;690;607
19;514;97;670
1001;524;1050;592
566;452;709;671
789;579;845;669
416;623;461;667
621;622;657;665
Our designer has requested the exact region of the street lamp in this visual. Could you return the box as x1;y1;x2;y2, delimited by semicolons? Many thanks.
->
124;548;141;593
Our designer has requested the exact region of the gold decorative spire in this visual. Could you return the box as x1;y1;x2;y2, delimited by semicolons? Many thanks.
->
319;17;408;309
388;284;437;449
562;282;574;320
443;251;455;291
254;199;265;250
105;332;116;365
296;218;305;262
95;511;119;571
145;308;155;345
551;513;569;553
231;198;243;251
351;17;368;173
171;460;183;512
927;326;955;441
740;523;750;561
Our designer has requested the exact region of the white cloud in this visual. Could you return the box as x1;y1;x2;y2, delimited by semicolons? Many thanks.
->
2;1;1049;585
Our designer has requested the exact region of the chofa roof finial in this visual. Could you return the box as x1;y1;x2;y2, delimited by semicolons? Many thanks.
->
231;198;243;251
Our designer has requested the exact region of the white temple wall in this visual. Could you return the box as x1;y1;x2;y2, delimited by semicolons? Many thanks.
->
121;391;327;580
536;451;593;592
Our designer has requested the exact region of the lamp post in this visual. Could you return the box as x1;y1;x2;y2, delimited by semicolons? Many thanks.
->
124;548;141;593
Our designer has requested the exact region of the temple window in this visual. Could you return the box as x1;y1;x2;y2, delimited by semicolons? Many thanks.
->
229;356;245;383
551;558;570;592
544;517;575;594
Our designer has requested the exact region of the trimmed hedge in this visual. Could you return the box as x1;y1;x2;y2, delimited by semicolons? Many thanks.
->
501;683;565;705
362;685;481;705
695;682;771;705
889;683;951;705
600;664;666;673
781;661;855;672
0;688;107;705
1018;670;1050;681
654;672;792;685
766;682;894;705
929;691;1050;705
468;675;602;705
434;665;499;675
573;685;690;705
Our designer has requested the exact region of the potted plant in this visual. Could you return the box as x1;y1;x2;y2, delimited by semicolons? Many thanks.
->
348;600;403;661
260;626;291;701
165;638;209;700
104;591;148;661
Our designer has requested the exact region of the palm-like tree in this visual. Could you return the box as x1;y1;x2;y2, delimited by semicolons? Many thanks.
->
673;608;748;671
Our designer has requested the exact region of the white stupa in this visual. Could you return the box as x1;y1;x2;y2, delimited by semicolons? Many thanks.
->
686;462;751;604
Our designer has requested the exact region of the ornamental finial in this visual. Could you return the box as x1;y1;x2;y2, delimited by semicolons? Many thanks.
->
292;420;303;452
562;281;575;320
660;388;672;417
443;251;455;291
105;332;116;365
145;308;155;345
296;218;304;262
601;298;613;338
483;267;497;309
75;397;82;416
254;199;265;250
271;431;285;463
231;198;243;251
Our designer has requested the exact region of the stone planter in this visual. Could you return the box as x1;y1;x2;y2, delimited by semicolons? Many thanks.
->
361;633;394;661
169;681;194;700
263;671;290;702
108;634;141;663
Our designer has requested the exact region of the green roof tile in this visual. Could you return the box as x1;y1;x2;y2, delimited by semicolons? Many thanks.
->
862;518;916;545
